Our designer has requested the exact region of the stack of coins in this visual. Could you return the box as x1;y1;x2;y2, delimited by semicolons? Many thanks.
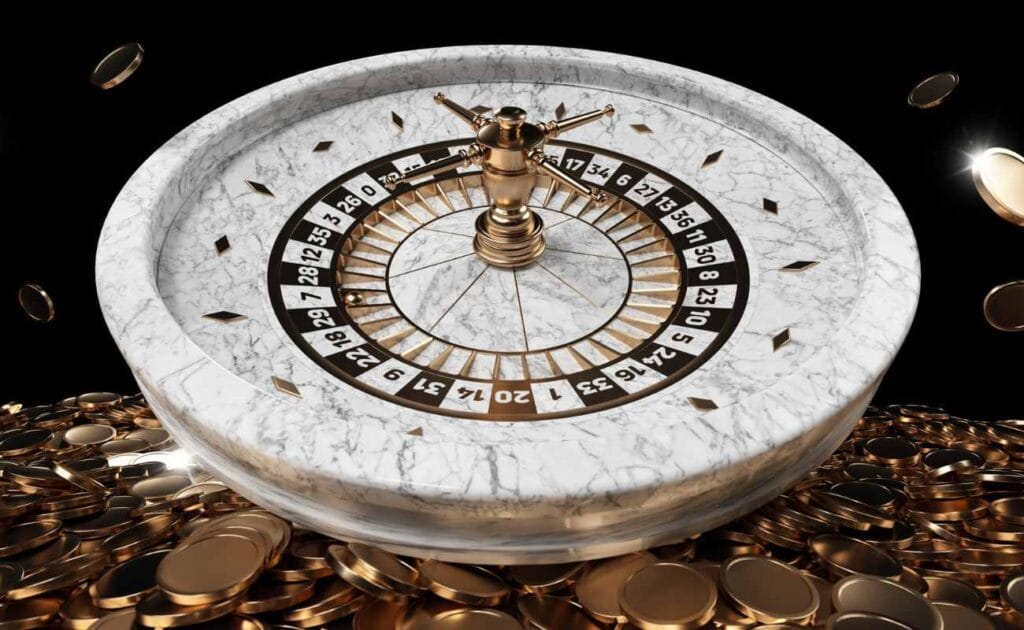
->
1;397;1024;629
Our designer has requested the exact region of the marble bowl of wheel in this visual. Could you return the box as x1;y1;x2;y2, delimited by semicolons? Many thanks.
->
96;46;919;563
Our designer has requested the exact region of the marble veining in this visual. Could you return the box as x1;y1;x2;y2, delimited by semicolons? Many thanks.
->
97;46;919;562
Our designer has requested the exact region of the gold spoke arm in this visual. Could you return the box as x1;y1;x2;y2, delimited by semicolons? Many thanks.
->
434;93;491;130
540;105;614;138
384;145;482;190
529;150;606;202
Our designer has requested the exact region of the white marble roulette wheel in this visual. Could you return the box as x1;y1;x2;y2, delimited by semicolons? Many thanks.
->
97;46;920;563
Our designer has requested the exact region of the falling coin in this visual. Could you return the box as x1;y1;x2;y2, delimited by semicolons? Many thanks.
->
16;283;55;322
984;281;1024;332
907;72;959;109
619;562;717;629
973;147;1024;226
90;42;144;89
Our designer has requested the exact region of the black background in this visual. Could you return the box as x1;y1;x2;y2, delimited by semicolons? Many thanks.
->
1;20;1020;417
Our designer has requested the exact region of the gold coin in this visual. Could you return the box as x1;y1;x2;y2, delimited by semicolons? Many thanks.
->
0;598;61;630
235;579;315;614
16;283;55;323
418;560;509;606
831;575;942;630
517;594;602;630
60;587;106;630
507;561;584;594
0;428;52;456
863;437;919;466
193;616;267;630
328;543;421;599
1002;571;1024;616
127;428;171;447
277;579;356;623
157;534;263;605
6;533;80;573
932;602;997;630
352;598;406;630
76;392;123;410
395;597;463;630
973;148;1024;226
103;512;182;561
264;554;333;582
130;473;192;500
90;548;169;608
63;423;117;446
809;534;902;579
829;480;895;509
101;437;150;454
573;552;657;623
194;511;290;564
984;281;1024;332
719;555;819;624
52;461;109;495
288;538;332;570
824;612;914;629
66;507;135;538
89;609;138;630
619;562;717;630
135;590;242;628
0;562;23;598
0;519;62;557
907;72;959;109
963;516;1024;542
0;495;38;519
191;527;274;567
908;497;988;522
4;551;106;600
923;576;986;610
691;562;757;629
992;497;1024;525
107;494;145;510
422;608;524;630
90;43;144;90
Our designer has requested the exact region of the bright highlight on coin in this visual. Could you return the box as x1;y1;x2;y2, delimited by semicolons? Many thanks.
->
17;283;55;322
973;147;1024;226
90;42;144;89
907;72;959;109
984;280;1024;332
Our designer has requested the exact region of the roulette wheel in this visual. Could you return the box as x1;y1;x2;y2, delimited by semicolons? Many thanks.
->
96;45;919;563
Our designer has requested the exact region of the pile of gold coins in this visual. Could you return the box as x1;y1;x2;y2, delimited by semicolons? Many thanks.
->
2;397;1024;629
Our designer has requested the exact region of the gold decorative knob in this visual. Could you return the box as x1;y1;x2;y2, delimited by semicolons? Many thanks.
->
385;95;614;268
